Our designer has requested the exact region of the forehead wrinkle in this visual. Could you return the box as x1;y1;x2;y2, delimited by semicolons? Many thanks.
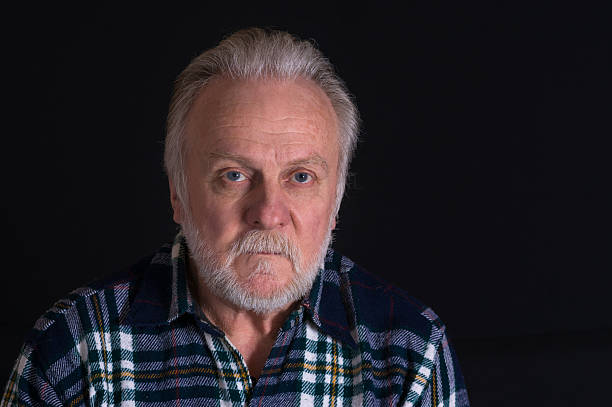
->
210;114;329;134
238;131;323;138
214;113;321;122
206;126;330;143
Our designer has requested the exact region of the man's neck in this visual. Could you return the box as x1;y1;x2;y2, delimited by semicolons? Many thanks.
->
188;265;297;379
199;286;294;338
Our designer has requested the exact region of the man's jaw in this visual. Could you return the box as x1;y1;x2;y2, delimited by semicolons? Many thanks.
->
181;219;329;314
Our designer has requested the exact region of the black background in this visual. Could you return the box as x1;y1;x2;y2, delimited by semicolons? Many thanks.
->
2;3;610;405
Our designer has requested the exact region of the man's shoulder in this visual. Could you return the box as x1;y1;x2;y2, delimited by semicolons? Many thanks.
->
22;245;171;352
328;250;446;341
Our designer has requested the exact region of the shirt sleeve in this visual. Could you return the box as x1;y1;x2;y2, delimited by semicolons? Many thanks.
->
412;331;470;407
1;344;63;407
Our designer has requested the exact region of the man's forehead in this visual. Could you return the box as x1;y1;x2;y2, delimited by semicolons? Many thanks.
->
198;76;334;108
204;115;331;137
185;77;340;161
187;78;338;133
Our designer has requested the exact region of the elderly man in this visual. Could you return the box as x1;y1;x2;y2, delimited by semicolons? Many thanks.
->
2;28;469;406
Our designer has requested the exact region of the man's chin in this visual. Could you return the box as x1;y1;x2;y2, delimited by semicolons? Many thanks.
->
219;267;314;314
226;284;302;315
242;274;289;297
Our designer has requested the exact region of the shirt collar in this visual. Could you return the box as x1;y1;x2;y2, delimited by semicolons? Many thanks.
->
126;232;357;348
125;232;202;328
302;250;358;349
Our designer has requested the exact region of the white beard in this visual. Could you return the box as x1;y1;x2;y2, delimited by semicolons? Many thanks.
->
181;215;333;314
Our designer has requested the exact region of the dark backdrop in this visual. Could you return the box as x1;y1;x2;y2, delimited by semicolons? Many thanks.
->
2;3;610;405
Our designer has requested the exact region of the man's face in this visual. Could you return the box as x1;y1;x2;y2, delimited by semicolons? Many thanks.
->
171;77;339;313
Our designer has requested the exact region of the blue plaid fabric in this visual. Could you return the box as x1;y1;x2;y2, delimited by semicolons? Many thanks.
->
2;233;469;406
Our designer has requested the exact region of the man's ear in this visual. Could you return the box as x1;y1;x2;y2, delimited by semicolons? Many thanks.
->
169;179;184;225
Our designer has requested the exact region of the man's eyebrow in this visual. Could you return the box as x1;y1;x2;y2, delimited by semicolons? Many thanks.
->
208;152;252;166
207;152;264;171
286;155;329;172
207;152;328;172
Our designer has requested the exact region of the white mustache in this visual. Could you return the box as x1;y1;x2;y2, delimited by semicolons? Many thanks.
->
228;230;301;270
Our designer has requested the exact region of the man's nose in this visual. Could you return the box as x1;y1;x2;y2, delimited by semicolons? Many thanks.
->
244;181;290;230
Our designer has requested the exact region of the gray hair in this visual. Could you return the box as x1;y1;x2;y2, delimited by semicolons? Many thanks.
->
164;27;360;218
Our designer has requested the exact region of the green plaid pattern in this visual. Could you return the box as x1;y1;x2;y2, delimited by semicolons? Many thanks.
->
2;233;469;406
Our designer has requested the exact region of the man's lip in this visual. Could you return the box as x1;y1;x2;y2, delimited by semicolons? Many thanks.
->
249;252;282;256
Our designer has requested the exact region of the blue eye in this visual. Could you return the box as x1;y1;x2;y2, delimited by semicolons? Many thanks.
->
293;172;312;183
225;171;246;182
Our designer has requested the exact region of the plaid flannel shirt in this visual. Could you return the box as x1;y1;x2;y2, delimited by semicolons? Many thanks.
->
3;233;469;406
